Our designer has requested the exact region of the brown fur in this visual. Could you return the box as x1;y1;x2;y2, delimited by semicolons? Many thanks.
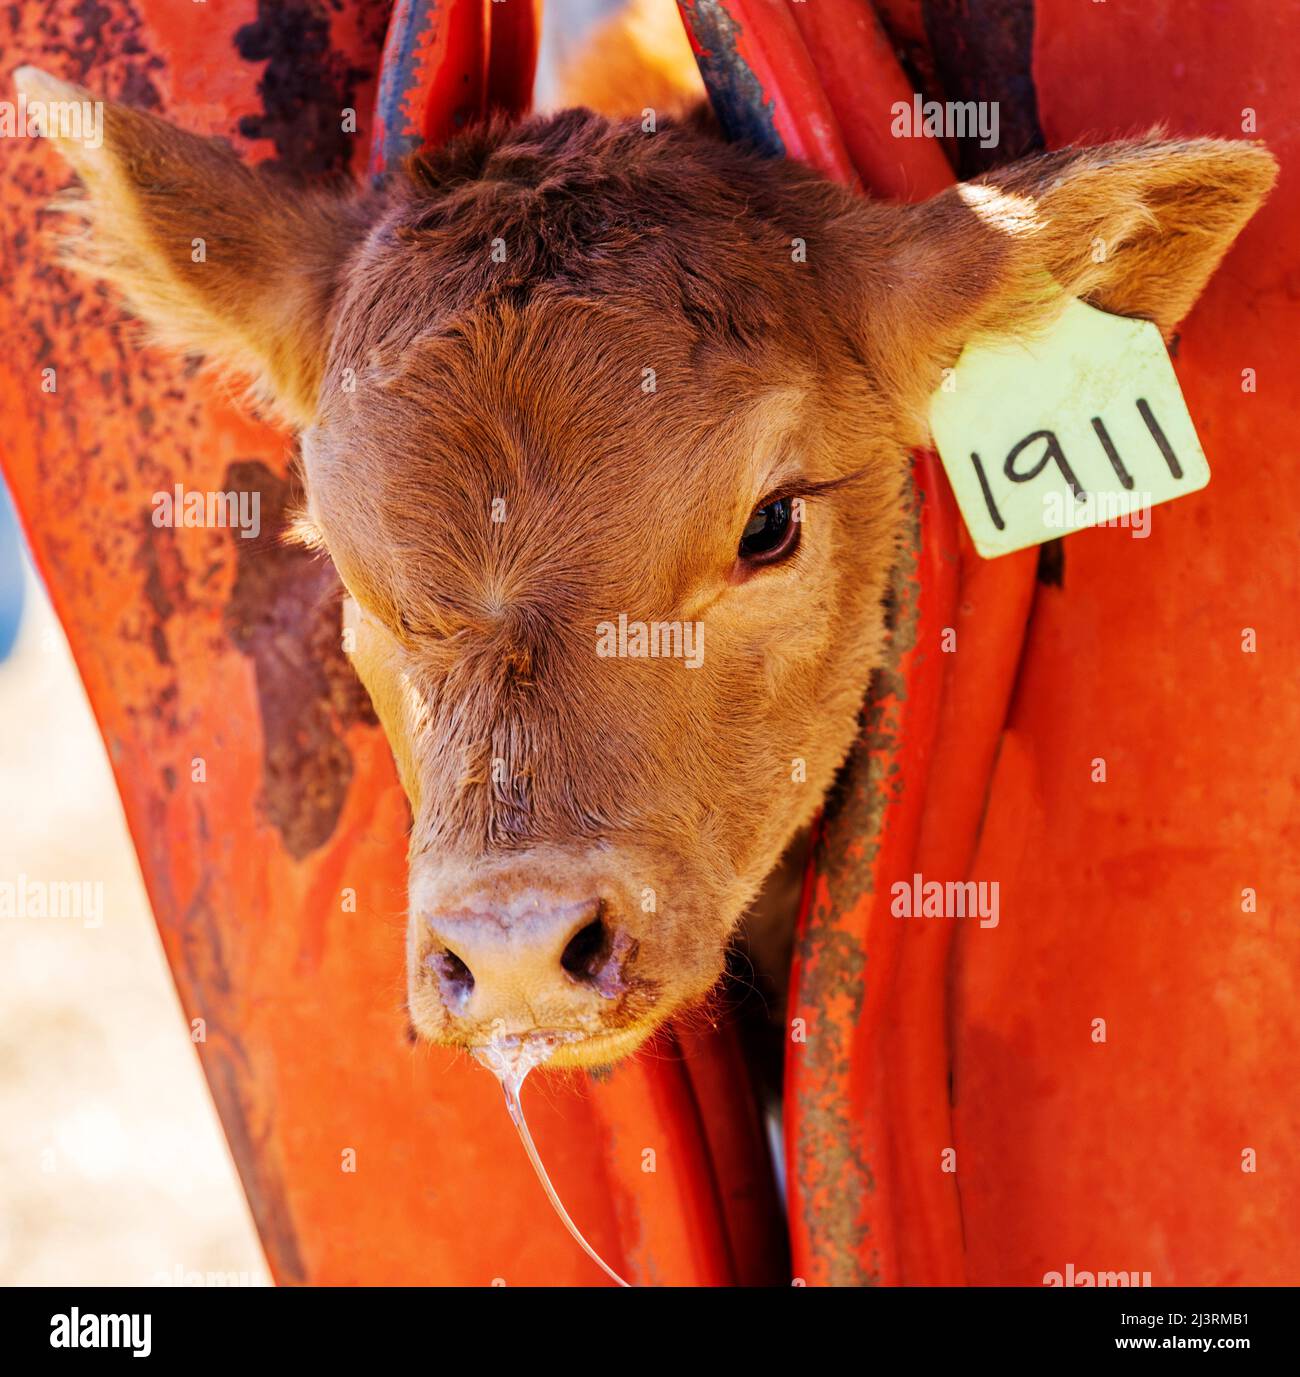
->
14;41;1275;1066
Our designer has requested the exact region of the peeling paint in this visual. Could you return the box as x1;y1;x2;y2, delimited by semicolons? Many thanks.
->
677;0;784;157
223;460;375;861
793;485;923;1286
235;0;377;178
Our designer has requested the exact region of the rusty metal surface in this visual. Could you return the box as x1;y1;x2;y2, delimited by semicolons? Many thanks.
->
678;0;859;182
369;0;488;179
790;456;963;1286
789;488;922;1286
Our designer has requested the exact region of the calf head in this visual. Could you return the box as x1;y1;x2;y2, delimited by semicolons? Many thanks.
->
17;67;1274;1065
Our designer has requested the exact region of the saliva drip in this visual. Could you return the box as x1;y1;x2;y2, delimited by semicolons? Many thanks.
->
473;1035;632;1288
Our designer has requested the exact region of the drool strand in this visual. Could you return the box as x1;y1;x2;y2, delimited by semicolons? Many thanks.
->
473;1036;632;1288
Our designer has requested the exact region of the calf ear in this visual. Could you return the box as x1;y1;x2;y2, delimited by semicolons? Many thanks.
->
867;135;1277;427
15;66;369;427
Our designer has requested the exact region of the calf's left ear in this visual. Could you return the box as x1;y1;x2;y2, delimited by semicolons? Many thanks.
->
860;134;1278;425
15;66;371;427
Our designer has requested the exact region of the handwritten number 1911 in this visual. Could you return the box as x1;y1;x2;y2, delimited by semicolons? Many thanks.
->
970;397;1183;530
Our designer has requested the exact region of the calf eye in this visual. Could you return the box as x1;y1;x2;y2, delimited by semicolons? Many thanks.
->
739;495;800;565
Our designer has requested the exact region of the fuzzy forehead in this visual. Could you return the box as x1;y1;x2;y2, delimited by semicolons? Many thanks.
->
304;109;856;629
325;107;862;373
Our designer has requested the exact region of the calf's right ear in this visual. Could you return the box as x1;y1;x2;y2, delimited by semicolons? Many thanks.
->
859;134;1278;432
15;66;370;427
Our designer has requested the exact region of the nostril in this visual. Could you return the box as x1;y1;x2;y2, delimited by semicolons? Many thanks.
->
430;946;475;1009
561;913;611;984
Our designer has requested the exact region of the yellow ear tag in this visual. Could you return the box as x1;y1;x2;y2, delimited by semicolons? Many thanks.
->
927;297;1210;558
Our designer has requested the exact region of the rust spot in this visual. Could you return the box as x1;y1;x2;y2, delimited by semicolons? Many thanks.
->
678;0;784;158
234;0;376;179
223;459;376;861
133;510;188;667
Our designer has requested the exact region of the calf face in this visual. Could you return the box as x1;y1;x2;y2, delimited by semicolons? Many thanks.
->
17;66;1274;1065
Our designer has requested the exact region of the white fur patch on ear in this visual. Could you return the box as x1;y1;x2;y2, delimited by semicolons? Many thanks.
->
13;67;173;360
14;64;81;103
955;182;1043;237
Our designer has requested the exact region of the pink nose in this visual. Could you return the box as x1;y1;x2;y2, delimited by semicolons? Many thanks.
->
422;897;634;1036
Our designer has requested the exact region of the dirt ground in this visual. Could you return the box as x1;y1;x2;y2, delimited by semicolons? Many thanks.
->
0;561;267;1285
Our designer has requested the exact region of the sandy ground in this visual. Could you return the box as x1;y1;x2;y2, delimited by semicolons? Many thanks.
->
0;560;267;1285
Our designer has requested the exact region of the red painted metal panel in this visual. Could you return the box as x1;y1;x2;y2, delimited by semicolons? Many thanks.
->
787;0;949;198
487;0;543;120
952;0;1300;1286
887;538;1037;1285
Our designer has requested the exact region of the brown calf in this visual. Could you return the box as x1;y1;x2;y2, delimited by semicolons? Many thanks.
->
13;48;1274;1068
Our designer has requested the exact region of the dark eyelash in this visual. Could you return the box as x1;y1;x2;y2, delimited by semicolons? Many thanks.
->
757;466;871;508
